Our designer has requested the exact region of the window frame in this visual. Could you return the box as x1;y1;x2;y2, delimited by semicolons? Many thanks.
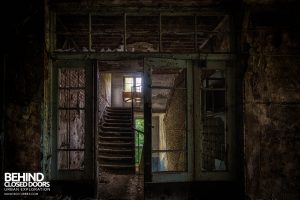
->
123;76;142;93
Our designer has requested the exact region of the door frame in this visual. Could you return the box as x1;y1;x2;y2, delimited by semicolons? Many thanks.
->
194;60;237;181
143;57;194;183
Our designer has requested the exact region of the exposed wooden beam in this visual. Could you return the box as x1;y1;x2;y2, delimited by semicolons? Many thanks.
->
88;13;92;51
159;13;162;52
56;16;81;51
51;52;235;61
52;6;228;16
199;15;229;50
124;13;127;52
194;14;198;52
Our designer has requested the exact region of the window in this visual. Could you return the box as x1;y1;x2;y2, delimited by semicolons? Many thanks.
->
124;77;142;92
123;77;142;103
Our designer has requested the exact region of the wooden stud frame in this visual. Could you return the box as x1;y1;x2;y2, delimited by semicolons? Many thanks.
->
50;10;229;54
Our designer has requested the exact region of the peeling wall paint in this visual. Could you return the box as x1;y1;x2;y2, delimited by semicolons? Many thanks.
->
243;10;300;199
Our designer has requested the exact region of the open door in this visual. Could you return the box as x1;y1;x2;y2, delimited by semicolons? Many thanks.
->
51;60;95;181
143;58;193;182
143;58;237;183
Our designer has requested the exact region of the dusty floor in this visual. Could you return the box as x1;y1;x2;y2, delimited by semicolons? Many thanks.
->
98;172;144;200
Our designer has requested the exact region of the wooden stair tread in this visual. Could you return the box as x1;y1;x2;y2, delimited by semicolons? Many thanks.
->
99;164;135;168
99;155;133;160
98;107;136;174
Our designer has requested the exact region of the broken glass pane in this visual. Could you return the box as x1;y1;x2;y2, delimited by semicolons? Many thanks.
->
205;90;226;113
202;115;226;171
201;69;225;89
201;69;227;171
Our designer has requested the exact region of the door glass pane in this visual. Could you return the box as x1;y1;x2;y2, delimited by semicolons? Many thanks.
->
152;151;187;172
201;69;227;171
57;68;85;170
151;68;187;172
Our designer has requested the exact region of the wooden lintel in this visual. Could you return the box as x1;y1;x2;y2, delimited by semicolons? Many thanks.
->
51;52;235;61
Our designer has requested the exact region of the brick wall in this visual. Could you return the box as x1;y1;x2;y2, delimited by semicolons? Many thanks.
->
163;71;187;171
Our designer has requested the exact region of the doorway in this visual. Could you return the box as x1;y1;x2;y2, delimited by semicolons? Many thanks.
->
50;57;238;198
96;59;144;199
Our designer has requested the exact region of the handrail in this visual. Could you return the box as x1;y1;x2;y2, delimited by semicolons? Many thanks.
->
132;127;144;135
129;85;143;167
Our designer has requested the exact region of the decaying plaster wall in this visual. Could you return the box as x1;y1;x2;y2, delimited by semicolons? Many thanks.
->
243;7;300;199
111;73;125;107
3;0;44;172
98;72;112;122
111;72;142;108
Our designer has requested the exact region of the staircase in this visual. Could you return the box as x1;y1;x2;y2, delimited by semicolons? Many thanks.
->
99;107;135;174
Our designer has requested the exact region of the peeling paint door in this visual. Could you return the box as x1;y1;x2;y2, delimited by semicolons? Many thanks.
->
51;60;94;180
143;58;193;182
